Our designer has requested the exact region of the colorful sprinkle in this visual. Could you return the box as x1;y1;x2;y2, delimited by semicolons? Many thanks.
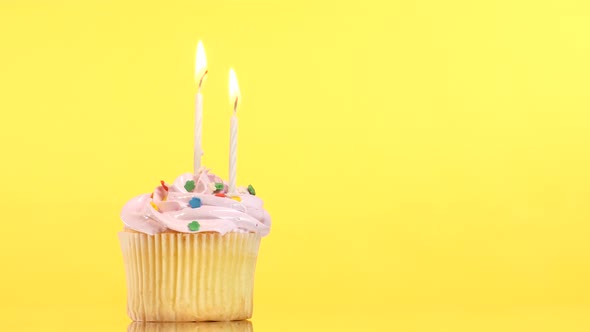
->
230;196;242;202
160;180;169;191
187;221;200;232
150;201;158;211
215;193;226;197
214;182;224;192
189;197;202;208
184;180;196;192
247;184;256;195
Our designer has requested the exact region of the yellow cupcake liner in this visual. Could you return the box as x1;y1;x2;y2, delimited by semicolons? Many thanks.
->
119;231;261;321
128;320;253;332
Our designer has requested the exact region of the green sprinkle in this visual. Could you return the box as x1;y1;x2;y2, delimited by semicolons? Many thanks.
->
214;182;224;191
247;184;256;196
184;180;196;192
188;221;200;232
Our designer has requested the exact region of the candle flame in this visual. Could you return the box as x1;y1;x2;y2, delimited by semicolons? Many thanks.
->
195;41;208;87
229;68;241;111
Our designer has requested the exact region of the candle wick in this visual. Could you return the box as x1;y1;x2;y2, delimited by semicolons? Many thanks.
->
233;97;238;113
198;70;208;89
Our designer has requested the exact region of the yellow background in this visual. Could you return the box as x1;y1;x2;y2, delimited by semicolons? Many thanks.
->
1;0;589;330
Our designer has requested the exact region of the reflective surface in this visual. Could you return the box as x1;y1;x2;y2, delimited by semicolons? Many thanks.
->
2;309;590;331
128;321;253;332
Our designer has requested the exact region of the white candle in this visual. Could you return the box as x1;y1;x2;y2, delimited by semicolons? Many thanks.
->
229;113;238;194
194;41;207;174
195;90;203;172
228;68;241;194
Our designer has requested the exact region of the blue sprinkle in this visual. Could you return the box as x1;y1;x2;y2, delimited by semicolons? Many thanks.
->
189;197;202;208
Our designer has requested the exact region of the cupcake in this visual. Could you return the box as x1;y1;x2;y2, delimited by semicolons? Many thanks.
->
119;168;271;321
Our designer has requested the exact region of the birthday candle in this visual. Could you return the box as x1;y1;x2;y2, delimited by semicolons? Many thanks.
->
228;68;241;194
194;41;207;174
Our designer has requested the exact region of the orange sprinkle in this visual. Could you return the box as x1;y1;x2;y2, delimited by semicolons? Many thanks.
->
160;180;169;191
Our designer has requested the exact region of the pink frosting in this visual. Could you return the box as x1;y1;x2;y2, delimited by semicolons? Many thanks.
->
121;169;271;236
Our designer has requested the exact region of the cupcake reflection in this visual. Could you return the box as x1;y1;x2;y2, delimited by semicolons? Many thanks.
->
128;320;253;332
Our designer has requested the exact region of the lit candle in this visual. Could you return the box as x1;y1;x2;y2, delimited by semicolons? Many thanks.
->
228;68;241;194
194;41;208;174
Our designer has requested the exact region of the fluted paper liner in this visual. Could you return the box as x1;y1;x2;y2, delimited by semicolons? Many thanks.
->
128;320;253;332
119;231;261;321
